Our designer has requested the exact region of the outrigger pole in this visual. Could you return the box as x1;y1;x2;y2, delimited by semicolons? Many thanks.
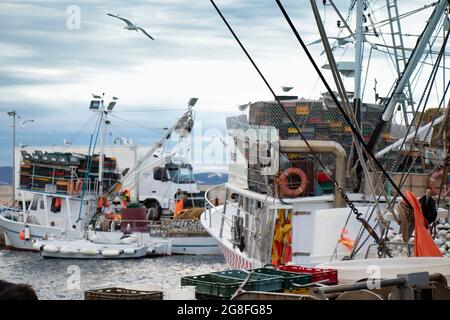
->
209;0;386;245
274;0;411;207
366;0;448;152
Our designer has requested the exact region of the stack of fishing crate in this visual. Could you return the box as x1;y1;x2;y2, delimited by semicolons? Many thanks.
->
181;266;338;299
248;98;389;157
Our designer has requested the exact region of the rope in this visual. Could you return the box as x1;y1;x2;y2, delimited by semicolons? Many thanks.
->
210;0;383;244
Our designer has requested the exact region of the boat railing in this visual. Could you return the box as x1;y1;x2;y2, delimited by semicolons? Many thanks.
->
364;242;413;258
89;216;207;238
204;184;257;240
89;216;167;236
0;206;22;214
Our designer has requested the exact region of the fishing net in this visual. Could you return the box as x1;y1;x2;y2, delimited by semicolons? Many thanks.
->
247;95;389;194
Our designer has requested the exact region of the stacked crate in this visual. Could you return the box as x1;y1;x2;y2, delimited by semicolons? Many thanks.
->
248;98;389;156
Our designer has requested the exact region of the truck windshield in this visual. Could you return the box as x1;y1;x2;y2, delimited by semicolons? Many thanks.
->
169;167;195;184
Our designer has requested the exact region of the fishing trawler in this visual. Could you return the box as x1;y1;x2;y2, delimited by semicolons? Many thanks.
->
201;0;450;280
0;95;219;257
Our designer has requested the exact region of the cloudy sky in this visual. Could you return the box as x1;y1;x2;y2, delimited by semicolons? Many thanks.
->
0;0;447;171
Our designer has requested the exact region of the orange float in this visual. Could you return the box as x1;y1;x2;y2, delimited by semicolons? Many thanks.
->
278;167;308;197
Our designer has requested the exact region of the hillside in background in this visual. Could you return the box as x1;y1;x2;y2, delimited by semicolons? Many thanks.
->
194;172;228;185
0;166;12;185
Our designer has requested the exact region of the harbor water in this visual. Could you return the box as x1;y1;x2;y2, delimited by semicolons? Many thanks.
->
0;250;227;300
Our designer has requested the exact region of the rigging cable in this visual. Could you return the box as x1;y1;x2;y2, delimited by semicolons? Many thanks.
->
274;0;410;207
210;0;385;244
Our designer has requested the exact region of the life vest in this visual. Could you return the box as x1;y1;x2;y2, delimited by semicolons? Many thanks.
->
97;196;110;209
121;189;131;208
271;209;293;266
281;212;293;264
271;210;283;265
175;199;184;216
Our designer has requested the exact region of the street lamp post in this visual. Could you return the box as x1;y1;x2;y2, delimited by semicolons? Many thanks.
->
7;110;17;204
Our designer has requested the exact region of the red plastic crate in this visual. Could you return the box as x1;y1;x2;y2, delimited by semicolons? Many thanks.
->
277;266;338;284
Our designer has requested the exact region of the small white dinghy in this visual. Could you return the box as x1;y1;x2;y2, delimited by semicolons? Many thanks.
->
33;238;148;259
318;257;450;284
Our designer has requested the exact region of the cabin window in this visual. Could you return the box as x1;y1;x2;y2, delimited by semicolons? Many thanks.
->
168;167;195;184
30;196;38;211
40;201;45;210
153;168;169;181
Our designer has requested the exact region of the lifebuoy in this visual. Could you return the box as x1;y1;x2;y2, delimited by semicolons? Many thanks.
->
278;167;308;197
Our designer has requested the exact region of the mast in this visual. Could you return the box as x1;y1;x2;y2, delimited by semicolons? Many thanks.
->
366;0;448;152
89;93;118;197
354;0;364;102
386;0;413;126
354;0;364;145
98;94;105;197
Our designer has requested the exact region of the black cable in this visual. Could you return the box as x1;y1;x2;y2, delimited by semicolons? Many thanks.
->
209;0;337;186
389;29;449;175
210;0;382;244
275;0;411;207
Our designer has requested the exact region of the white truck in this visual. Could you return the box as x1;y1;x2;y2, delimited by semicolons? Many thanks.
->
136;150;205;220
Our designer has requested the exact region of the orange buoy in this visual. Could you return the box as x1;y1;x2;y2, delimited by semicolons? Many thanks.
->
278;167;308;197
19;230;25;241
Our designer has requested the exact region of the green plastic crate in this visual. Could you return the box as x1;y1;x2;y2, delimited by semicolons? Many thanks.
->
250;268;313;290
181;271;283;298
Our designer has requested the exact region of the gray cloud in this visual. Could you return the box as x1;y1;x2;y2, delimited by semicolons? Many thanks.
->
0;1;443;166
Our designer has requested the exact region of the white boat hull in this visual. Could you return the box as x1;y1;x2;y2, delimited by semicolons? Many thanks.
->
0;214;72;252
88;231;218;255
0;214;219;256
170;236;220;255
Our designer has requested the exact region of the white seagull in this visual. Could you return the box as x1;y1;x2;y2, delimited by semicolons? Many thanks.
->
107;13;155;40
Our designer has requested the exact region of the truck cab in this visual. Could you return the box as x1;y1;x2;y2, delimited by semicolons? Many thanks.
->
138;154;205;220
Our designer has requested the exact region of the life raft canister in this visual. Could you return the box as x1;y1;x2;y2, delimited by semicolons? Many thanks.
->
278;167;308;197
24;225;31;241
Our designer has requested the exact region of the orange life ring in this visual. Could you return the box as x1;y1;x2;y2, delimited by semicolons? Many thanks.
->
278;167;308;197
428;169;446;197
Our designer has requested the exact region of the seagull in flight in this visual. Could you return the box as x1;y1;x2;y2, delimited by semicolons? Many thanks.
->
281;86;294;92
107;13;155;40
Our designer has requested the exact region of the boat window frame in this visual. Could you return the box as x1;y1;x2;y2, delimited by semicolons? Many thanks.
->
30;195;38;211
